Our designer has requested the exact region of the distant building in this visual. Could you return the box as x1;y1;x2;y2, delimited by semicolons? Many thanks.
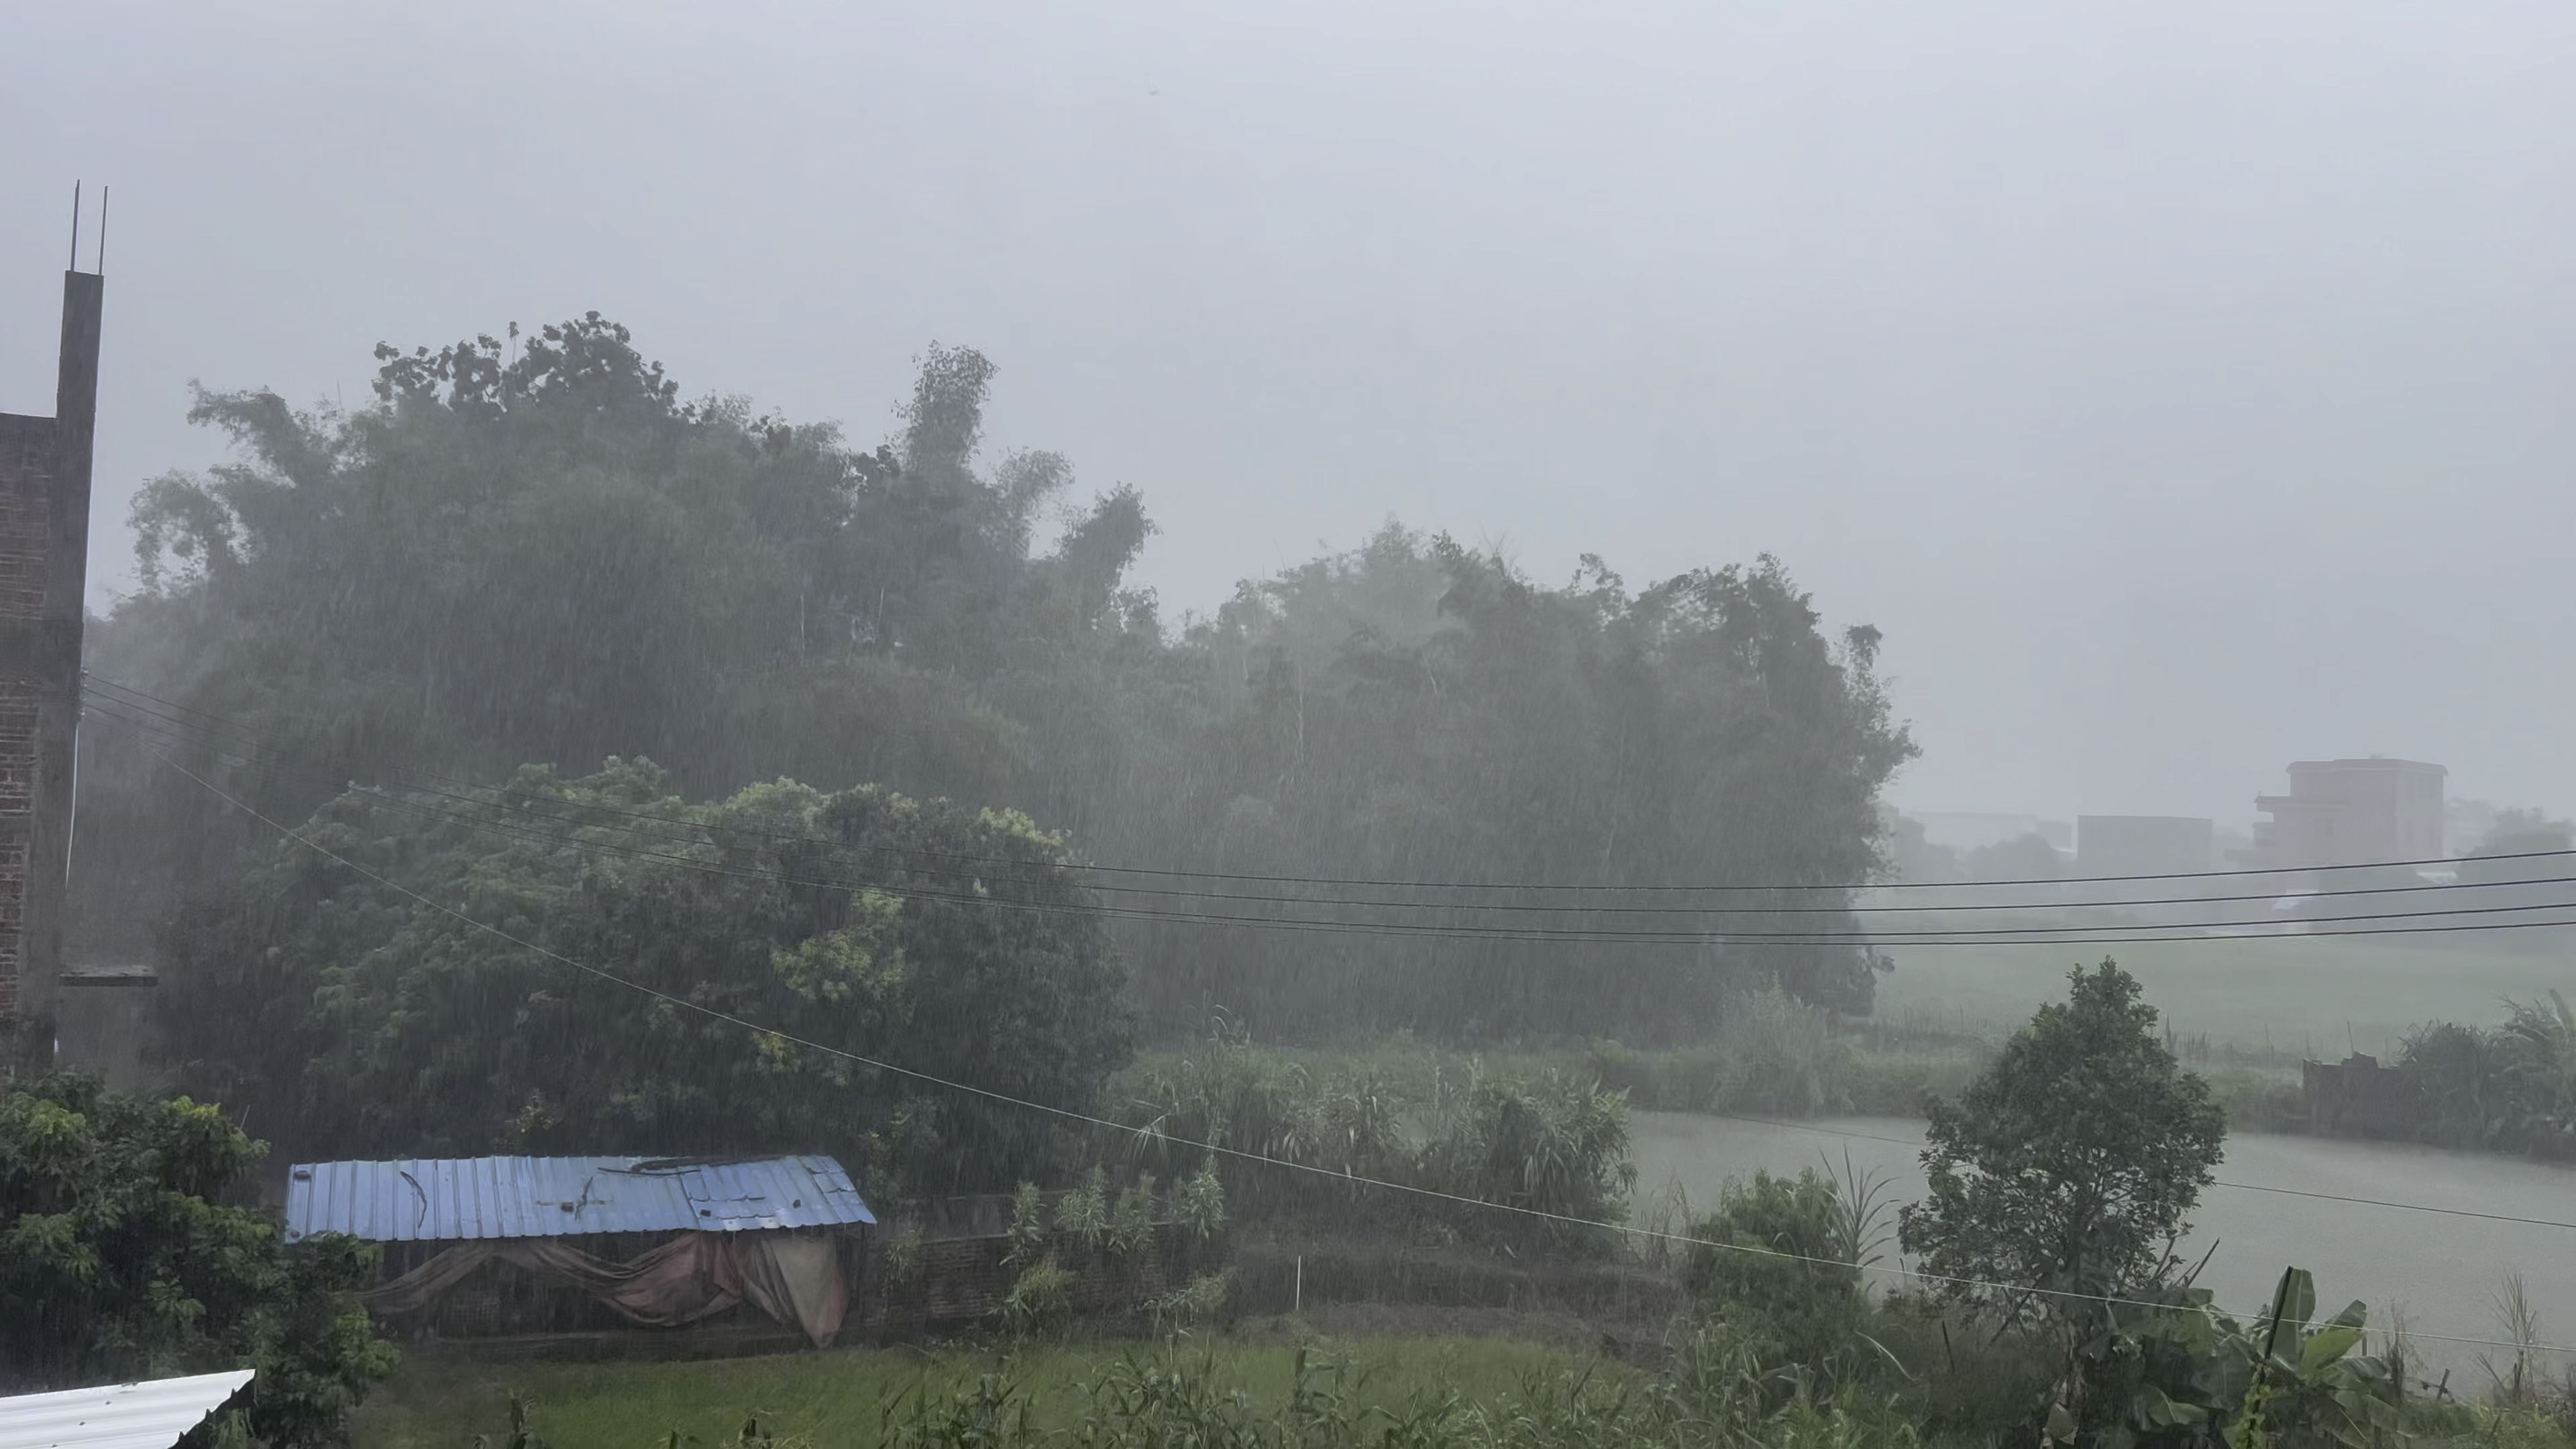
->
1908;812;2036;851
1911;812;2072;856
2076;816;2216;877
2239;758;2447;870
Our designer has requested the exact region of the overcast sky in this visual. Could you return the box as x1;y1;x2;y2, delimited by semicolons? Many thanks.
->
6;0;2571;829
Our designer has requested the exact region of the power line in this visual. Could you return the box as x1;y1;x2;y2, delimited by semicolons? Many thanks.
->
85;671;2576;898
142;747;2576;1358
90;704;2576;950
321;763;2576;922
81;691;2576;945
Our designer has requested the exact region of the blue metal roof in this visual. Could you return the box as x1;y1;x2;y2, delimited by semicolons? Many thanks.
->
282;1155;874;1244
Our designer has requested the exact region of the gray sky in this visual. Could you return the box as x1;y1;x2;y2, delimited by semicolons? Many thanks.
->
6;0;2571;829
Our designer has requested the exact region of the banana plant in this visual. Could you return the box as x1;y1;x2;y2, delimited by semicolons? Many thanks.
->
2233;1267;2402;1449
2045;1267;2402;1449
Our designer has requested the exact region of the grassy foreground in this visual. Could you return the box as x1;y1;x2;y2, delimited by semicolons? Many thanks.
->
354;1335;1615;1449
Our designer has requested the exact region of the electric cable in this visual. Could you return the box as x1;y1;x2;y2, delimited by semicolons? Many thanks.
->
89;704;2576;949
148;746;2576;1358
79;694;2576;947
86;672;2576;898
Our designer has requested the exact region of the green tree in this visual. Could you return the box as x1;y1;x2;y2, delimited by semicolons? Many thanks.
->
88;312;1912;1057
82;320;1140;963
0;1074;394;1446
156;760;1130;1190
1899;959;2224;1318
1684;1169;1864;1369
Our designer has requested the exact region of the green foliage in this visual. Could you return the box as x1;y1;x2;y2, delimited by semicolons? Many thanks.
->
1118;1028;1635;1250
156;762;1130;1188
474;1394;553;1449
2046;1267;2400;1449
1005;1183;1049;1270
1899;959;2226;1319
0;1074;394;1446
1172;1162;1227;1244
1685;1170;1866;1371
85;316;1910;1056
1001;1260;1075;1338
881;1220;927;1287
1057;1168;1111;1254
2400;995;2576;1157
878;1336;1924;1449
1114;535;1913;1034
1144;1273;1230;1337
1417;1069;1636;1251
1109;1175;1159;1261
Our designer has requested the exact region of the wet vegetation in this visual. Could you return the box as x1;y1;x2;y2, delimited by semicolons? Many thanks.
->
11;321;2573;1449
2397;995;2576;1158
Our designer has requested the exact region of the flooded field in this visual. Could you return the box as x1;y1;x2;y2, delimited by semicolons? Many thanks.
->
1634;1111;2576;1381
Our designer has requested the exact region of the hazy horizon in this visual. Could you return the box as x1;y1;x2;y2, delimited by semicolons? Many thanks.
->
9;0;2572;830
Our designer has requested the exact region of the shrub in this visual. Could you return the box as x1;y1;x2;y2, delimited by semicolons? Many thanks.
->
1686;1170;1865;1370
1173;1161;1226;1244
1001;1260;1073;1337
1004;1181;1047;1269
1110;1175;1159;1260
0;1074;396;1446
1057;1167;1110;1254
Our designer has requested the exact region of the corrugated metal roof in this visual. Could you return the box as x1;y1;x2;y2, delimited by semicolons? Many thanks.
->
282;1155;874;1243
0;1369;254;1449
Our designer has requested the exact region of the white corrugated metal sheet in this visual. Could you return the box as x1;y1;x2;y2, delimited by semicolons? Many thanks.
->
0;1369;254;1449
282;1155;874;1243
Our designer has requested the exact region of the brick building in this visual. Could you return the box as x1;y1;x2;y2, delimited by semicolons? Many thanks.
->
0;252;103;1076
2241;758;2447;871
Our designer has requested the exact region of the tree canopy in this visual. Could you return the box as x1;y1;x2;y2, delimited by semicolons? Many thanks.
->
156;761;1131;1190
1898;959;2226;1316
83;312;1915;1098
0;1074;393;1446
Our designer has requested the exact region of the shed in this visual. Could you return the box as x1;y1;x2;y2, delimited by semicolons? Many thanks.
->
288;1155;873;1348
0;1369;254;1449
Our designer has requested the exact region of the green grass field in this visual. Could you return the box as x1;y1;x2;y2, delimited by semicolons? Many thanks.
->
1873;935;2573;1059
353;1334;1616;1449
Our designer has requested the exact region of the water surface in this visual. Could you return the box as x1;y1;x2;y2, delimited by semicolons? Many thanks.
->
1633;1112;2576;1381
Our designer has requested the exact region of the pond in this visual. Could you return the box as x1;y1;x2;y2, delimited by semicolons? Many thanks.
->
1631;1112;2576;1382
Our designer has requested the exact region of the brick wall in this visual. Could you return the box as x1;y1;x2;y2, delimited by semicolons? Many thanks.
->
0;414;48;1032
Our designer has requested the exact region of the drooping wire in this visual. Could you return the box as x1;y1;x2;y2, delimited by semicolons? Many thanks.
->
83;701;2576;949
84;671;2576;898
142;747;2576;1358
78;683;2576;946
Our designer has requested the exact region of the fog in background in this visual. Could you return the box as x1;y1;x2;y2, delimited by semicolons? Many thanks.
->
6;0;2571;828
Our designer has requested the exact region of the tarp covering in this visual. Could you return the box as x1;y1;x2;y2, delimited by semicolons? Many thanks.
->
733;1234;849;1349
360;1230;847;1346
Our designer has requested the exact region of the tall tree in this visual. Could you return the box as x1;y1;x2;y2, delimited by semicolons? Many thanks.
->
1898;959;2225;1316
87;313;1915;1060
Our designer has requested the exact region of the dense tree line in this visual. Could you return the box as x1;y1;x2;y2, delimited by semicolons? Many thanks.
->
156;762;1129;1191
77;313;1913;1163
